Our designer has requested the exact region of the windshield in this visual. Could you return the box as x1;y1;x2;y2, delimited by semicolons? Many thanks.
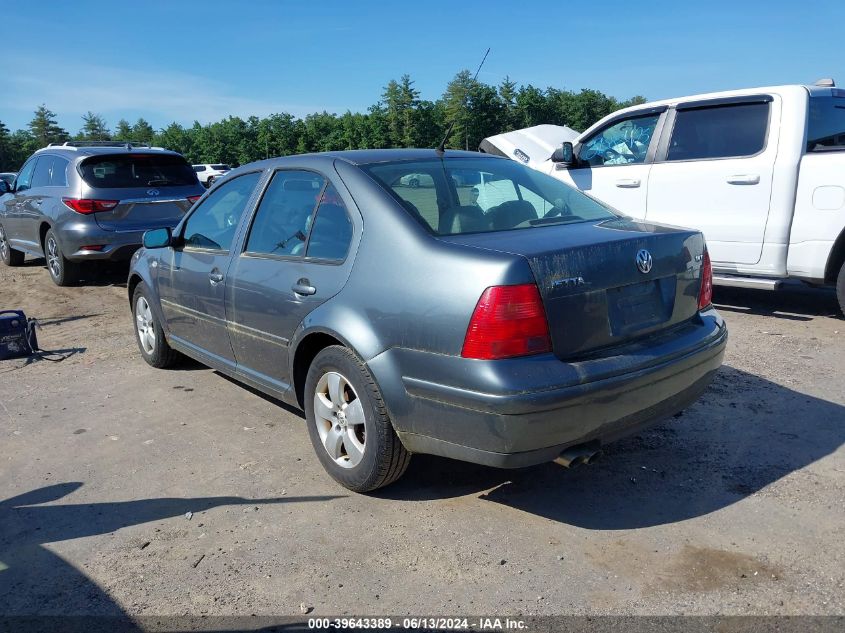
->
363;157;617;236
79;154;198;188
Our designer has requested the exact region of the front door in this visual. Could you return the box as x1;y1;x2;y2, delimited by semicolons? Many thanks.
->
646;97;777;266
158;170;263;367
551;110;664;218
227;172;357;394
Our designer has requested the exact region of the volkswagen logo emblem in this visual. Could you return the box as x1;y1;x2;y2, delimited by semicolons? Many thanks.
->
636;249;653;274
146;189;160;196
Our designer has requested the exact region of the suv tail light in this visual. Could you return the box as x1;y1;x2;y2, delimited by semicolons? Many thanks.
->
62;198;119;215
187;195;202;204
462;284;552;360
698;250;713;310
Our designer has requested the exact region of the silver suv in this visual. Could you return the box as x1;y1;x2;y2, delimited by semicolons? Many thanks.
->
0;142;205;285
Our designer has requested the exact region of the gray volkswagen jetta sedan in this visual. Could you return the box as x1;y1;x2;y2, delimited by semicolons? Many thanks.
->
0;142;204;285
128;149;726;491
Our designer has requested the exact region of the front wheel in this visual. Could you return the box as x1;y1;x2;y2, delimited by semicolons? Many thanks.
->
837;261;845;317
133;283;180;368
44;229;79;286
304;346;410;492
0;224;25;266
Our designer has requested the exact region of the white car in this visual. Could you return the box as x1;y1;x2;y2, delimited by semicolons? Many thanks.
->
486;82;845;314
399;173;434;188
192;163;232;187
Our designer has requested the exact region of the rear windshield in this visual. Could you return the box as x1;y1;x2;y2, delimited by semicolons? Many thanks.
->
79;154;198;188
363;157;617;235
807;95;845;151
211;164;231;171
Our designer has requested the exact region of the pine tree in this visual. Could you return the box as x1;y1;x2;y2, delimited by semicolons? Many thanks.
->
79;112;111;141
114;119;133;140
27;105;69;149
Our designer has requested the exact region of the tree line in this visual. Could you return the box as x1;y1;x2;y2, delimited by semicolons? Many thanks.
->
0;72;645;172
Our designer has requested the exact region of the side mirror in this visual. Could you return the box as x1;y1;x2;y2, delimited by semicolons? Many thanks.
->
0;181;10;194
551;141;575;166
143;227;172;249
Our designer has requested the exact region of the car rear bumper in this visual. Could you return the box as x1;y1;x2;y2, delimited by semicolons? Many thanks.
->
58;226;148;261
367;310;727;468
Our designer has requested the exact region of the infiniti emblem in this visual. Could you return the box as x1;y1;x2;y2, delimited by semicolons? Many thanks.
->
636;249;653;274
147;189;160;196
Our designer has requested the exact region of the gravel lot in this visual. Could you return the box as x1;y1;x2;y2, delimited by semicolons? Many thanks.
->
1;258;843;621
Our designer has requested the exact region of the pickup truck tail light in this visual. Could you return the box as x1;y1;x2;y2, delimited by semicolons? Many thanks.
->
462;284;552;360
698;250;713;310
62;198;119;214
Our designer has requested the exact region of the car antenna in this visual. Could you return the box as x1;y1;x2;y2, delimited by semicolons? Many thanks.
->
436;47;490;156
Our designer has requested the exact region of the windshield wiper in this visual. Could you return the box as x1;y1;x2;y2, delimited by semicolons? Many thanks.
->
147;178;176;186
528;215;584;226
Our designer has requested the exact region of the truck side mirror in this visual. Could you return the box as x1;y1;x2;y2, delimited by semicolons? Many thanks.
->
551;141;575;166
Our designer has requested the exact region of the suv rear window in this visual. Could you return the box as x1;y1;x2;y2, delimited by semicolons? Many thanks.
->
79;154;197;188
364;157;616;236
807;95;845;151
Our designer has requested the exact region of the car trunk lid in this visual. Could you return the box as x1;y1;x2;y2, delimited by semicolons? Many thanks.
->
440;217;706;359
85;188;197;232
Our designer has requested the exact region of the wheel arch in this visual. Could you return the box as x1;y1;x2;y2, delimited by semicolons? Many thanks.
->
824;226;845;284
291;329;349;409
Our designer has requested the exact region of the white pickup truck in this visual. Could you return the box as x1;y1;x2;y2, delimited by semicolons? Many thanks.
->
483;83;845;314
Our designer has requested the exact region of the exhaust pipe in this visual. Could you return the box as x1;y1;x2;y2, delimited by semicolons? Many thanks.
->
555;442;602;468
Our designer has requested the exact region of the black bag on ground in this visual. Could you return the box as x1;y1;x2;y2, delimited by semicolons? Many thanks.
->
0;310;39;360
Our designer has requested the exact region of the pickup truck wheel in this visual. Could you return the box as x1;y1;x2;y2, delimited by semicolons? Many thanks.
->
837;262;845;317
0;225;25;266
304;345;411;492
133;283;180;368
44;229;79;286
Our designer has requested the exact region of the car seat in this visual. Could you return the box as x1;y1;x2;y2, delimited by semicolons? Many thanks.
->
488;200;537;230
438;205;489;235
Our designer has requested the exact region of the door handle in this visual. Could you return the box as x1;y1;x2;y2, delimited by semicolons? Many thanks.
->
208;270;224;285
615;178;641;188
292;279;316;296
726;174;760;185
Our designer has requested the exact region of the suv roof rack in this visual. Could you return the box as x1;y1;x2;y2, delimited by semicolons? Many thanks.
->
42;141;163;151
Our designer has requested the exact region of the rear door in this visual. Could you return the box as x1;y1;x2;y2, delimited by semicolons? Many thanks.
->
552;109;666;218
227;170;357;393
157;170;263;367
646;96;777;265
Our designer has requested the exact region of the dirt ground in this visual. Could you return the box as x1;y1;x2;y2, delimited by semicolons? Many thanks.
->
1;257;843;620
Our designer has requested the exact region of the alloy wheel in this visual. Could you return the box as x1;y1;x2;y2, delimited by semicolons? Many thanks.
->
46;236;61;279
135;296;156;355
313;371;367;468
0;227;8;261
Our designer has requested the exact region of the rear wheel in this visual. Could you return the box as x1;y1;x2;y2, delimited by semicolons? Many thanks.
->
133;282;180;368
304;345;410;492
0;225;25;266
44;229;79;286
836;261;845;317
206;176;215;188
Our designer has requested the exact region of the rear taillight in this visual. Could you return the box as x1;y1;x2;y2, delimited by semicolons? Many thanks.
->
461;284;552;360
698;250;713;310
62;198;119;214
187;195;202;204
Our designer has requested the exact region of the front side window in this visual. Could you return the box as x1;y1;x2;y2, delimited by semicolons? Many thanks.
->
666;102;769;161
14;158;37;192
579;114;660;166
183;171;261;251
807;95;845;151
80;154;198;188
364;157;616;236
245;171;325;256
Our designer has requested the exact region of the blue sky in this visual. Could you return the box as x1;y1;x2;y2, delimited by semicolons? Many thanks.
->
1;0;843;134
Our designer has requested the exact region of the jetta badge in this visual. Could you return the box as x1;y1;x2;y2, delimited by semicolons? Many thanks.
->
147;189;160;196
636;249;653;274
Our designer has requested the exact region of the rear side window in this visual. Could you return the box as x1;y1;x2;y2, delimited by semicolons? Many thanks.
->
245;171;325;256
807;96;845;151
211;164;231;171
50;157;69;186
80;154;198;188
31;157;53;188
193;165;206;172
306;184;353;261
666;102;769;161
183;171;261;251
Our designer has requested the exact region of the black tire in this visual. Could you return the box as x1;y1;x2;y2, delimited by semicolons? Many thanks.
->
837;261;845;317
44;229;80;286
132;282;180;369
304;345;411;492
408;177;419;188
0;224;25;266
206;176;215;188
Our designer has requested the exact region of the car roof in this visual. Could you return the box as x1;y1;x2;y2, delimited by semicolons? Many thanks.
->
32;145;183;159
236;149;504;173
